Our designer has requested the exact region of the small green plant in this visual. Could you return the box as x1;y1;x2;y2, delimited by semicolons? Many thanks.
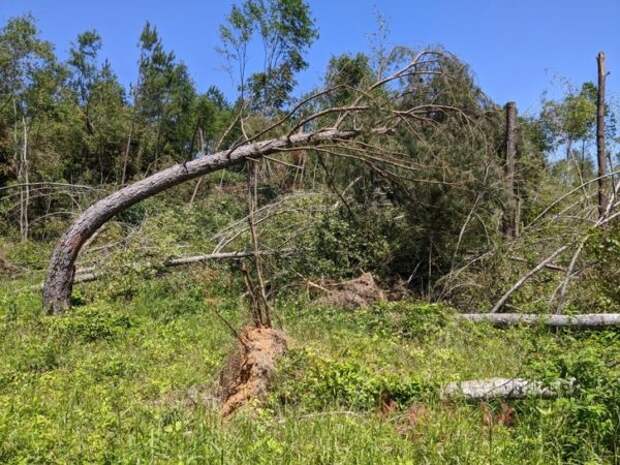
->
525;335;620;463
271;348;432;411
47;303;133;343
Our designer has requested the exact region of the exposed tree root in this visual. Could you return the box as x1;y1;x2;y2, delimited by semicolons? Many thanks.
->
219;326;288;417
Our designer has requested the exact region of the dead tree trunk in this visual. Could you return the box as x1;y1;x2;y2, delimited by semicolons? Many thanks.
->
459;313;620;329
442;377;573;401
42;128;362;314
502;101;518;238
597;52;609;218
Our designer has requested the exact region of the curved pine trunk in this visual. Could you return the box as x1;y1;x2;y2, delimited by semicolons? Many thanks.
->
43;129;358;314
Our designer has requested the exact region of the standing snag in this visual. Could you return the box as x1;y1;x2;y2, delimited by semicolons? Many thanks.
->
596;51;608;218
502;101;518;238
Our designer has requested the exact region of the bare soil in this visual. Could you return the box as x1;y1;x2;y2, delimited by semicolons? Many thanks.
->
219;325;288;417
316;272;386;309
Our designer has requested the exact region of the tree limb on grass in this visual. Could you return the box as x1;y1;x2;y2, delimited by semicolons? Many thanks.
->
459;313;620;329
442;377;574;401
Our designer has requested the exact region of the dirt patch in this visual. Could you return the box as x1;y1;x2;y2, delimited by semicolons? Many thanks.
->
395;403;430;439
480;401;516;427
219;326;288;417
315;272;386;309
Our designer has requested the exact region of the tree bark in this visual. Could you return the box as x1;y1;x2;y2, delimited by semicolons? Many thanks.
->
42;128;362;314
459;313;620;329
502;101;518;238
596;51;609;217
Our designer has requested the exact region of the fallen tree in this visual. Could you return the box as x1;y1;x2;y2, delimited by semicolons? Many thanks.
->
441;377;573;400
67;249;292;285
42;128;371;313
41;50;460;314
459;313;620;329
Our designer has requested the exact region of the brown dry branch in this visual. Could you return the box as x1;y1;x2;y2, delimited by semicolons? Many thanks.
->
245;159;272;327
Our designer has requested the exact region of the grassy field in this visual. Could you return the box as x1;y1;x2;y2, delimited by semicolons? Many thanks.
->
1;261;618;464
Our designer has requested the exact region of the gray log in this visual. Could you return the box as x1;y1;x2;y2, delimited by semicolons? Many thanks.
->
441;377;572;400
164;249;290;267
459;313;620;329
66;249;291;286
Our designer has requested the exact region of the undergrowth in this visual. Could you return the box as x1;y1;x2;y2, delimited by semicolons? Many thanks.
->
1;268;618;464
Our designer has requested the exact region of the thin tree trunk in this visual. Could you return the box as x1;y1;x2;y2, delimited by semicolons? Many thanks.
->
43;128;364;314
19;116;29;241
246;160;272;327
188;127;207;207
565;137;573;160
596;51;608;217
121;123;133;185
502;101;517;238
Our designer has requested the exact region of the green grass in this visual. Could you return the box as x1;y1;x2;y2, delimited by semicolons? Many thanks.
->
0;267;619;464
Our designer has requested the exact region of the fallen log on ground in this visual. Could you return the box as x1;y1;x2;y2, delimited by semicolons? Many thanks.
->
441;377;574;400
459;313;620;329
45;249;292;287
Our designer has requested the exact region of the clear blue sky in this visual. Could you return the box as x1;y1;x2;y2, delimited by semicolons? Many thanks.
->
2;0;619;115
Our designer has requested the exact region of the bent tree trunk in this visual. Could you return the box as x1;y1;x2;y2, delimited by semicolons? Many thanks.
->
43;129;359;314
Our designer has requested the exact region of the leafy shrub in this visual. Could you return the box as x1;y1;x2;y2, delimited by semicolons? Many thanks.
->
366;301;451;340
271;348;433;411
47;304;133;342
583;224;620;310
282;203;393;280
526;339;620;463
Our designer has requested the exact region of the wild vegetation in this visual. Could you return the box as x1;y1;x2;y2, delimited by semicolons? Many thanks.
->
1;1;619;463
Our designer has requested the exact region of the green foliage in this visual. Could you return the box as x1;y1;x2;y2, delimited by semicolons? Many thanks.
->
272;348;432;411
525;335;620;463
299;204;392;278
47;303;133;343
368;301;451;340
1;266;620;463
324;53;372;105
219;0;318;110
1;8;620;465
584;224;620;309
